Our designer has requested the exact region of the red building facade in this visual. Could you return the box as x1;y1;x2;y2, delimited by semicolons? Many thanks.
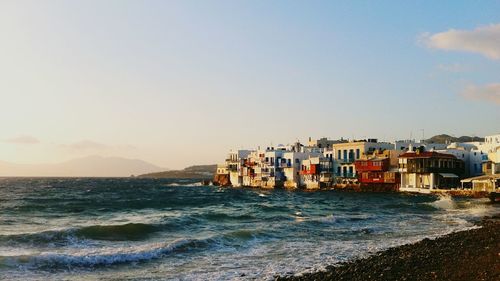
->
354;157;399;191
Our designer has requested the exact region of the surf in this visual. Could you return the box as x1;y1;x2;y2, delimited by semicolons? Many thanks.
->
0;223;162;247
0;238;208;269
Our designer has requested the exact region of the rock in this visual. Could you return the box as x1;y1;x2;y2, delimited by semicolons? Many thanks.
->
212;174;230;186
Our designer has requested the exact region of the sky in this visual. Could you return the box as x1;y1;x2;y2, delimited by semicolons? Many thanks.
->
1;1;499;170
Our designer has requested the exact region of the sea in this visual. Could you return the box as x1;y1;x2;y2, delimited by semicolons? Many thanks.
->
0;178;498;281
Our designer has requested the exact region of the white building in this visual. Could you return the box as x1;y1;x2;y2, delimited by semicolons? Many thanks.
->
394;140;448;152
438;143;486;178
300;156;334;189
479;134;500;153
226;149;252;187
282;150;319;188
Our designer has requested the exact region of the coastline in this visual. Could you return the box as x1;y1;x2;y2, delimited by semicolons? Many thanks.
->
276;215;500;281
212;183;496;201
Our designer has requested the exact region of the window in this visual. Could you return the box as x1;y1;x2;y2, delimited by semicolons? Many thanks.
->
356;149;360;159
338;150;341;159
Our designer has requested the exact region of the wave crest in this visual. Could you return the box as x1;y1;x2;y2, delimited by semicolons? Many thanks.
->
75;223;159;241
0;238;207;269
0;223;160;246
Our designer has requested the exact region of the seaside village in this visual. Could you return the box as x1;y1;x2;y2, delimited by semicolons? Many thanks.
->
213;133;500;198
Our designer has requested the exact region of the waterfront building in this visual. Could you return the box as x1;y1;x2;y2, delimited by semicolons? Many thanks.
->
216;164;228;175
460;174;500;193
447;134;499;193
354;150;400;191
283;149;320;189
478;134;500;175
329;139;394;180
398;149;465;193
215;133;499;191
261;148;287;188
214;149;253;187
237;146;290;188
483;148;500;175
299;156;334;189
242;150;266;187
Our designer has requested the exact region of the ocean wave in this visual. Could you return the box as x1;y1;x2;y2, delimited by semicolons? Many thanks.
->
0;238;210;269
74;223;160;241
222;228;273;242
0;223;161;246
423;195;494;218
425;194;456;210
0;228;272;270
201;212;256;222
307;214;375;225
164;182;203;187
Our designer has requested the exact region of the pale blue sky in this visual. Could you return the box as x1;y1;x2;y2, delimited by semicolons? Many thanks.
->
1;1;499;169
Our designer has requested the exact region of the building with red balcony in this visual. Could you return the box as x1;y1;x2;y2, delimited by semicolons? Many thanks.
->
354;154;400;191
300;157;333;189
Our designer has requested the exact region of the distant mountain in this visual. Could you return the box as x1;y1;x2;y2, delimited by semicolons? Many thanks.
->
0;156;164;177
425;134;485;144
138;165;216;179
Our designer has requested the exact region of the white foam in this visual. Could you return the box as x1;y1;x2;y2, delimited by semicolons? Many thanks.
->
165;182;203;187
317;214;336;224
427;193;455;210
1;239;196;268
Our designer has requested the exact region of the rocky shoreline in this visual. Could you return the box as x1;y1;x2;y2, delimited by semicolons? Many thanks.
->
276;215;500;281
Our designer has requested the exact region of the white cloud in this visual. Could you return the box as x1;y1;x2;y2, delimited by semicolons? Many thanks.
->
3;135;40;144
422;24;500;60
462;83;500;105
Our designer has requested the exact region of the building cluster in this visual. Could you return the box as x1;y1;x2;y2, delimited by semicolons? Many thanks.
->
214;134;500;194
